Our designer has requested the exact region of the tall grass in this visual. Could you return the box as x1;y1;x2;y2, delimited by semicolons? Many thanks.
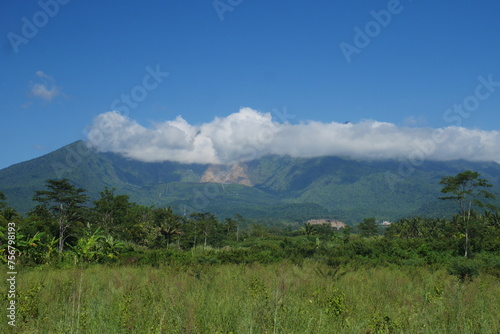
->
1;261;499;333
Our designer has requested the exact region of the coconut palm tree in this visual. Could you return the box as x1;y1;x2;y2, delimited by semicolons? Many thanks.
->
159;224;181;249
302;223;317;238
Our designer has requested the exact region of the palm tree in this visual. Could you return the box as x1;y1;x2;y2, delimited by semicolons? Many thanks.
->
155;207;183;249
407;217;422;238
302;223;317;238
2;207;20;222
159;224;181;249
484;210;500;228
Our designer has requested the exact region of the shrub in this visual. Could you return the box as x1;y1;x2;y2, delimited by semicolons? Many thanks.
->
474;252;500;278
448;258;480;281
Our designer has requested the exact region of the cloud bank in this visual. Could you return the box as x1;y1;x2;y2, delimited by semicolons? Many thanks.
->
86;108;500;165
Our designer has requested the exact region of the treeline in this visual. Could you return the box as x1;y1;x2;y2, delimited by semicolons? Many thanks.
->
1;179;253;263
0;171;499;280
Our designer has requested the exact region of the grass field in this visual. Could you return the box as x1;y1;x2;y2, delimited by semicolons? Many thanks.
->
2;261;499;333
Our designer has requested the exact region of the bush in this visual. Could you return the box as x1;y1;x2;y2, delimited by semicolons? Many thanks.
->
474;252;500;278
448;258;480;281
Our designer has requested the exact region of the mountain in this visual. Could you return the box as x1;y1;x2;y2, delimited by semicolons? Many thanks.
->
1;140;500;223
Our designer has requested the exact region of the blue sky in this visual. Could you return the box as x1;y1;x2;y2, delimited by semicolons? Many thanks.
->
1;0;500;169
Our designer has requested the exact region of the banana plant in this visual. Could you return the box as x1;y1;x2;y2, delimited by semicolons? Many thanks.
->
21;232;47;263
101;235;125;259
0;225;6;263
1;230;51;264
43;236;59;263
68;226;105;262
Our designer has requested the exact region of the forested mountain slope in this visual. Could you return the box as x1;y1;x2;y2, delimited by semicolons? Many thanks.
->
1;141;499;223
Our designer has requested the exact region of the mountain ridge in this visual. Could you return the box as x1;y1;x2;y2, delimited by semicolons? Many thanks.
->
1;140;499;223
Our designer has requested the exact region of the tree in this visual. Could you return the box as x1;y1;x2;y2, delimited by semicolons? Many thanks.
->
358;218;378;238
25;205;57;238
0;192;21;227
224;217;237;240
301;222;317;238
481;210;500;252
0;192;16;221
154;207;182;249
341;225;353;244
33;179;89;252
2;207;20;224
125;204;155;246
0;191;6;210
190;212;218;248
93;187;133;237
439;170;496;257
234;214;245;241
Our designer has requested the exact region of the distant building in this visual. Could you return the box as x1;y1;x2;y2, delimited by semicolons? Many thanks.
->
307;219;346;230
379;221;392;226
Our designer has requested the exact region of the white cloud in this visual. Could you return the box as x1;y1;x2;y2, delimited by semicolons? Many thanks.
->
35;70;52;80
30;83;60;101
29;71;62;102
86;108;500;164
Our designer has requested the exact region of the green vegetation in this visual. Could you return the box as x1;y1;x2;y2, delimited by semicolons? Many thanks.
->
439;170;496;257
2;140;500;223
0;171;499;332
1;263;498;333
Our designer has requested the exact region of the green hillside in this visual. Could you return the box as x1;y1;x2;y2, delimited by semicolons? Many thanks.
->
1;140;499;223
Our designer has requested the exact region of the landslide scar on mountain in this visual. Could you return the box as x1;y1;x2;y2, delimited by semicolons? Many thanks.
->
200;163;253;186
